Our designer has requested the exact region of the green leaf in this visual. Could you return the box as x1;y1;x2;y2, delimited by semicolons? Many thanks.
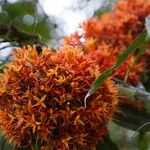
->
84;30;147;107
124;38;148;82
0;1;53;43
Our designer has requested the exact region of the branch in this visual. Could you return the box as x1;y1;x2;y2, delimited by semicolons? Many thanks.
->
0;24;45;46
113;103;150;132
113;78;150;113
112;78;150;131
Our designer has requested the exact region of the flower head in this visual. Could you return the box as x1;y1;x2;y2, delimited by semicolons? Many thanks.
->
62;0;148;112
0;46;118;149
64;0;148;85
86;43;142;85
82;0;150;49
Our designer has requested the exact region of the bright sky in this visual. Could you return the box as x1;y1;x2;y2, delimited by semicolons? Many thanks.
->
39;0;107;46
40;0;105;34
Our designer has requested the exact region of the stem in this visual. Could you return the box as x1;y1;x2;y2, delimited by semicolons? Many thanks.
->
113;103;150;131
113;78;150;113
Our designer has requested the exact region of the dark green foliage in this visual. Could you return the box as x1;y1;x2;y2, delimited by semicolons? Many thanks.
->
0;0;55;43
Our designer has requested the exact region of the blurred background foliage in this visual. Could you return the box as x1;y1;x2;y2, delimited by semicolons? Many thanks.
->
0;0;56;43
0;0;149;150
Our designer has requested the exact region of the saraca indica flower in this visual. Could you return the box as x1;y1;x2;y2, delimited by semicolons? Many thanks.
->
0;46;118;150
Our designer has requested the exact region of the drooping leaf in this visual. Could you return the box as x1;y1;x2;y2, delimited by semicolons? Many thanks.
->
84;30;147;107
124;38;148;82
124;16;150;82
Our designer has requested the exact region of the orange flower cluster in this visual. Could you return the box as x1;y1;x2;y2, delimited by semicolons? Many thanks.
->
84;42;142;85
0;46;118;149
82;0;150;109
65;35;142;85
64;0;150;85
64;0;149;110
82;0;150;49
